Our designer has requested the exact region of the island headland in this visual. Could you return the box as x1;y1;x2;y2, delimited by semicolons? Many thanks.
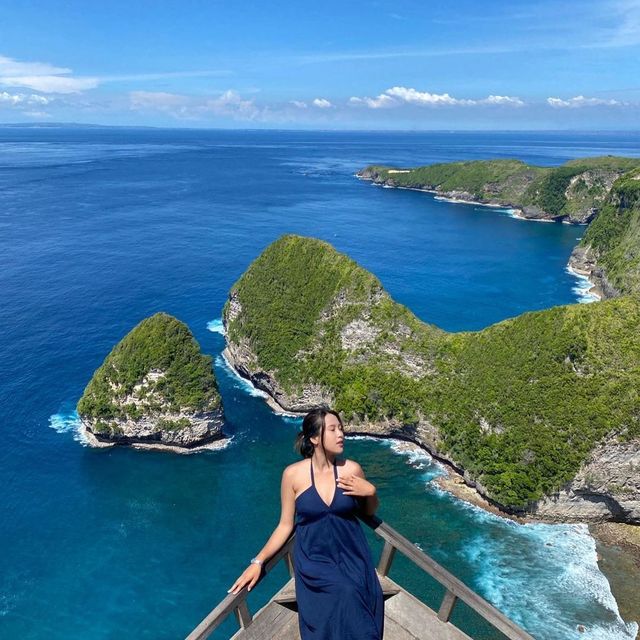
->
78;312;226;452
223;234;640;525
358;157;640;300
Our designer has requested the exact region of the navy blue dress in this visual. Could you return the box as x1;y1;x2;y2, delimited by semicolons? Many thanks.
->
294;459;384;640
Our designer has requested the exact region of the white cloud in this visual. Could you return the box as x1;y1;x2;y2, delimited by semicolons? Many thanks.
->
0;75;99;93
290;100;308;108
0;91;52;106
349;87;526;109
546;95;621;108
349;94;395;109
0;91;24;105
0;54;228;95
0;54;98;93
385;86;466;105
0;55;70;76
312;98;333;108
481;94;525;106
201;90;258;118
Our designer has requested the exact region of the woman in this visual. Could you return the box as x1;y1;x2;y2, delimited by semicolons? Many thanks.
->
228;407;384;639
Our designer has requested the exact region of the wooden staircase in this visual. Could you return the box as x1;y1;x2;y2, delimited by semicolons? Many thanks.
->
186;515;536;640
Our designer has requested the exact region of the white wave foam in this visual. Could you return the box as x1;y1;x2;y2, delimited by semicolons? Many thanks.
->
566;265;600;303
460;519;637;639
215;354;268;398
374;437;444;483
48;410;90;446
206;318;226;335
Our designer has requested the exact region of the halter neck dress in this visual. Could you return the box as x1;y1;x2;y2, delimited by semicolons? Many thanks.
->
293;458;384;640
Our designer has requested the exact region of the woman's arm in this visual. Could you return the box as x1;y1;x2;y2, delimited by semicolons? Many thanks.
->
251;466;297;562
228;466;297;594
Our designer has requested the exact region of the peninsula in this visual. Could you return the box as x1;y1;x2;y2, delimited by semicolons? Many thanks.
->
358;157;640;300
78;312;226;452
357;156;640;224
223;235;640;524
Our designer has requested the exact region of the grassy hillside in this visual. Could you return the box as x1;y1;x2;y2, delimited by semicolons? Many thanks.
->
360;156;640;221
78;312;221;425
578;168;640;296
225;235;640;508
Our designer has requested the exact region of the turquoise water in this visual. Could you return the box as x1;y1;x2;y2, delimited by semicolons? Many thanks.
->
1;129;639;639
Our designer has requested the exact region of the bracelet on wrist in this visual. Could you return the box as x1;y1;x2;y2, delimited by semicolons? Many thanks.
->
250;557;264;566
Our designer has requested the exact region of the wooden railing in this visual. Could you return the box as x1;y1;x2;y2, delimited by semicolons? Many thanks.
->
359;514;535;640
185;515;535;640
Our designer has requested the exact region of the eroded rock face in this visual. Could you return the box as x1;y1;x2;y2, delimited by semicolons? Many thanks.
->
568;245;620;299
529;437;640;523
82;367;225;448
82;409;224;448
78;312;225;450
223;295;335;413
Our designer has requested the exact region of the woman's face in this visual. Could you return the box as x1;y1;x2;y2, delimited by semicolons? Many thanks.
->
320;413;344;455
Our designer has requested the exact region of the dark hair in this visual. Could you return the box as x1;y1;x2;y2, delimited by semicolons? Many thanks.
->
294;407;343;459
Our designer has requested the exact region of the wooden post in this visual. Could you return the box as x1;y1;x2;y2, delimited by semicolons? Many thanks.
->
438;589;458;622
377;541;396;577
285;550;295;577
234;601;252;630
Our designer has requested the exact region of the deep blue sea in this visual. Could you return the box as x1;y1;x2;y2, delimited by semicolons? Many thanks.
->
1;128;640;640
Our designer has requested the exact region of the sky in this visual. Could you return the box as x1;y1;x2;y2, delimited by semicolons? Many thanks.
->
1;0;639;129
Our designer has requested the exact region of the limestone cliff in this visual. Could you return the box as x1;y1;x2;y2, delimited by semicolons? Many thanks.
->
223;235;640;522
78;312;224;450
569;168;640;298
358;157;640;224
532;437;640;523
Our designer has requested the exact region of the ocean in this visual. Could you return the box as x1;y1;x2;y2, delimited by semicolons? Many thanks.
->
1;128;639;639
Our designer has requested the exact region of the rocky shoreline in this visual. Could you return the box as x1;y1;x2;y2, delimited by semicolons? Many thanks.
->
223;339;640;631
223;319;640;523
358;170;617;301
81;420;231;453
568;245;620;300
357;169;593;224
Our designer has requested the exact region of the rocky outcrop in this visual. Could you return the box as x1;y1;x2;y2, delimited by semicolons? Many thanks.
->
568;245;620;300
223;235;640;523
529;437;640;523
81;369;224;449
357;158;640;225
78;312;225;451
223;293;335;412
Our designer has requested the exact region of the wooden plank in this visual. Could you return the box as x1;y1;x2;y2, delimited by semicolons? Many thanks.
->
234;601;252;629
385;588;473;640
230;603;297;640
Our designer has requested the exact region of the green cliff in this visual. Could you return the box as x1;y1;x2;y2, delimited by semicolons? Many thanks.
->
224;235;640;517
78;312;224;448
571;168;640;297
358;156;640;223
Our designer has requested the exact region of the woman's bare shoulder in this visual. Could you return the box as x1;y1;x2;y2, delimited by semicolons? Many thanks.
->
339;458;364;475
283;459;309;484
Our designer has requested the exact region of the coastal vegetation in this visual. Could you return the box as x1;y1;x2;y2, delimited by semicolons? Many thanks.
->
577;168;640;296
224;235;640;509
78;312;221;433
359;156;640;223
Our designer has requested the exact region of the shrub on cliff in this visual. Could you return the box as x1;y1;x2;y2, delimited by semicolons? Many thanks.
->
225;235;640;508
78;312;220;421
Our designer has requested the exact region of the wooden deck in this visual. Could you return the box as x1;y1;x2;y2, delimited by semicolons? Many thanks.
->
229;573;474;640
186;514;535;640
